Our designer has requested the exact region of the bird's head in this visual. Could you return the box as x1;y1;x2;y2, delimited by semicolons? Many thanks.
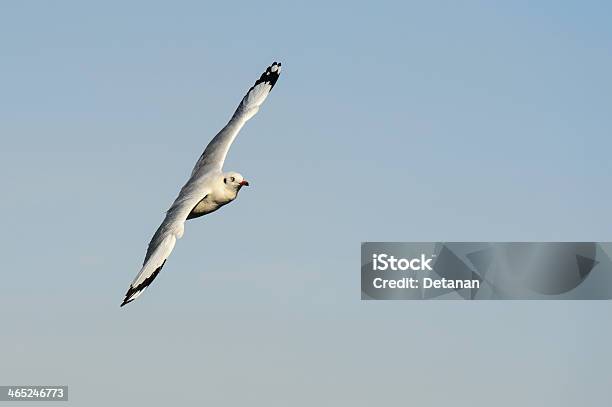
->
222;172;249;190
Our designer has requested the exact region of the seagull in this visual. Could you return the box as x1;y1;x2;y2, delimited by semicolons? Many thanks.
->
121;62;282;307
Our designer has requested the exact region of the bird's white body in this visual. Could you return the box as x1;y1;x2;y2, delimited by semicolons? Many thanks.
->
121;62;282;306
188;187;231;218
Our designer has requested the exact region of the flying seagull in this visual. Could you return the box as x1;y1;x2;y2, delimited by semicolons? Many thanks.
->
121;62;282;307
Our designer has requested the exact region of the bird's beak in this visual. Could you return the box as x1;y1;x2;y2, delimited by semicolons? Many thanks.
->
240;180;250;187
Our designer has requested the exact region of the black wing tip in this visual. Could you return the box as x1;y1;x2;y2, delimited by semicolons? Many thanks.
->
120;286;139;307
119;259;167;308
249;61;282;92
120;297;133;307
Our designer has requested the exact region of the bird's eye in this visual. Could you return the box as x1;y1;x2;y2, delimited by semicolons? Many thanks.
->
230;177;235;182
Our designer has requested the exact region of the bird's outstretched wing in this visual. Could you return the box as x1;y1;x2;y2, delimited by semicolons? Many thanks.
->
190;61;282;176
121;183;210;307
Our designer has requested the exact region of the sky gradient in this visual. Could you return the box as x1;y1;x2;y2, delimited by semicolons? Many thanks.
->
1;1;611;405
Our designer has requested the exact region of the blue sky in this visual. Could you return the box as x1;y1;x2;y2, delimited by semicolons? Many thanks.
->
1;1;611;405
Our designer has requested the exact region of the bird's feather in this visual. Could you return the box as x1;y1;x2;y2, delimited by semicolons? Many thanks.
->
190;62;282;176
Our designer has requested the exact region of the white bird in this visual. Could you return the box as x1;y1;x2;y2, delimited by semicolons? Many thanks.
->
121;62;282;307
